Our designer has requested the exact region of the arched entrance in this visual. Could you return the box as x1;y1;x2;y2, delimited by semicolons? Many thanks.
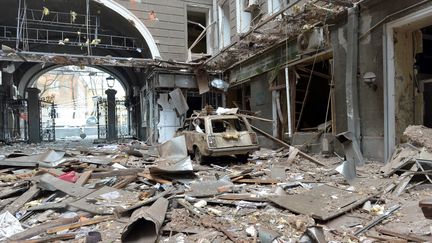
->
0;0;161;143
32;65;129;141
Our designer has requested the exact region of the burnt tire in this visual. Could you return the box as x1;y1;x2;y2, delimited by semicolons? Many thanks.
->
236;153;249;163
194;147;205;164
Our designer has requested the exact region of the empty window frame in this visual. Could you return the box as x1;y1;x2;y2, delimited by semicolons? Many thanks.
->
218;0;231;48
187;9;208;54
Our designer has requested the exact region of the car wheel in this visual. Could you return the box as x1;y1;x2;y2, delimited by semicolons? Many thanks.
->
194;147;205;164
236;153;249;163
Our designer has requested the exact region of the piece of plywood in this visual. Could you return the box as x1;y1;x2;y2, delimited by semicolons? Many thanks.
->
68;186;137;215
195;68;210;94
269;184;374;221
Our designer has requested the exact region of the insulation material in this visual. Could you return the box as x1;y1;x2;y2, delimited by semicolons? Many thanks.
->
169;88;189;115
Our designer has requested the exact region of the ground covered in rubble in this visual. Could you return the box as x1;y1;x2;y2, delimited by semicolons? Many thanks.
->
0;138;431;243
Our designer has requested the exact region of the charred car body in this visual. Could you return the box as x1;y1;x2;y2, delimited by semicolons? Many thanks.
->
176;114;260;163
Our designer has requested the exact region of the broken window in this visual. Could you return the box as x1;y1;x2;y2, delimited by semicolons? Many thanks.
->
218;0;231;48
237;0;252;33
187;10;208;54
211;118;247;133
268;0;282;14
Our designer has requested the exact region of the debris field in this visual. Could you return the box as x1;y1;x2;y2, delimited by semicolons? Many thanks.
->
0;126;432;242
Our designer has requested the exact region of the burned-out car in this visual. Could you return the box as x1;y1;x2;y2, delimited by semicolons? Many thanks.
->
176;115;260;163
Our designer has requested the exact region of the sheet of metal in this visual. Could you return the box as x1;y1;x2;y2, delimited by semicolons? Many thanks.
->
122;197;169;243
169;88;189;115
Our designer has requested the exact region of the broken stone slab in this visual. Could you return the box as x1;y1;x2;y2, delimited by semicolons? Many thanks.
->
121;197;169;243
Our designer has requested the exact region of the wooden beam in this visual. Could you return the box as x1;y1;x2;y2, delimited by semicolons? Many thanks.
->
46;216;114;234
2;184;40;215
8;233;76;243
249;124;327;167
297;66;331;80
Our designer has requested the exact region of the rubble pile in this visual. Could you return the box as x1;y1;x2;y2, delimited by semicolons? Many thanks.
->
0;130;431;242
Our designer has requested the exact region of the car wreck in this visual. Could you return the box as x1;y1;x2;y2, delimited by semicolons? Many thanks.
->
176;110;260;163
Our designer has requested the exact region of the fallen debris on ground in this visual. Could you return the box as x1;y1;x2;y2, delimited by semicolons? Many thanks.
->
0;125;431;242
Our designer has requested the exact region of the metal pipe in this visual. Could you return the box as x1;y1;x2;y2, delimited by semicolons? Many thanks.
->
285;67;292;137
345;5;361;147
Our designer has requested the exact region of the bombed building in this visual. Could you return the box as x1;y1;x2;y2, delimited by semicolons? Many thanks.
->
1;0;432;242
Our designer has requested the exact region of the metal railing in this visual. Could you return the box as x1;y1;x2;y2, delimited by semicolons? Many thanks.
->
2;25;137;51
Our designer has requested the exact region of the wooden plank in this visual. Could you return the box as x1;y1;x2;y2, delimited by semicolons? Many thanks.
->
249;124;327;166
38;174;93;197
234;178;279;184
90;168;143;179
113;175;137;189
217;194;268;202
8;215;82;241
46;216;114;234
392;164;417;196
377;227;431;242
139;172;172;184
76;170;93;186
0;182;30;199
8;233;76;243
0;196;18;211
287;147;300;164
117;189;174;215
3;184;40;215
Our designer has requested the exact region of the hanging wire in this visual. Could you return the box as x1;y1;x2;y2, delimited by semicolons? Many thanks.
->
86;0;91;55
295;0;332;131
16;0;22;49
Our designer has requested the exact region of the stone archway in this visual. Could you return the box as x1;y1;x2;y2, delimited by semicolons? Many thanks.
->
96;0;161;59
18;64;131;98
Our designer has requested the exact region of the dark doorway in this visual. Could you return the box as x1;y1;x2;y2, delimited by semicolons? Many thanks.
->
295;60;331;131
186;95;202;118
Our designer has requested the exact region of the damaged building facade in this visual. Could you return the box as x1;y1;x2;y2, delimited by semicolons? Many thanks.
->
205;0;432;162
1;0;432;161
3;1;432;242
0;0;221;145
